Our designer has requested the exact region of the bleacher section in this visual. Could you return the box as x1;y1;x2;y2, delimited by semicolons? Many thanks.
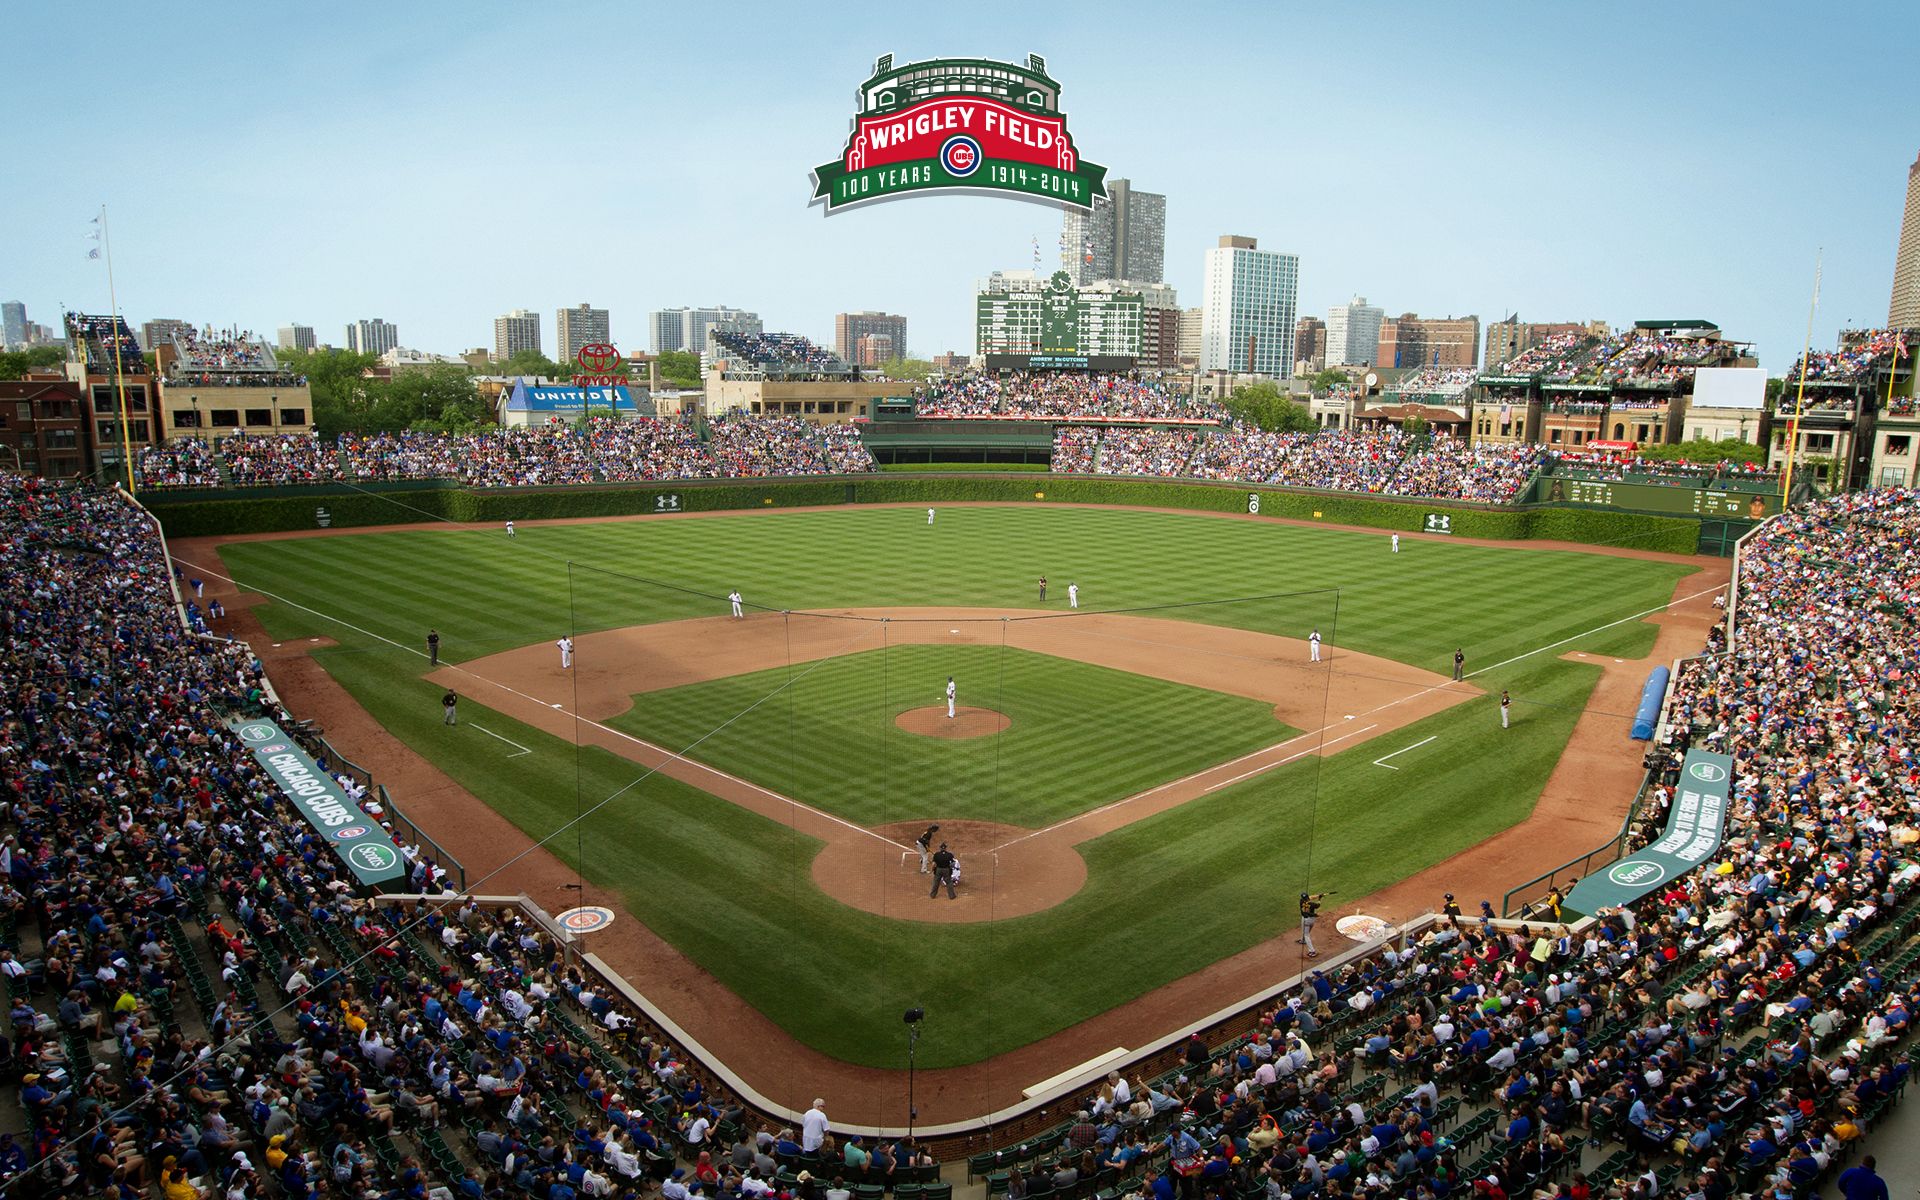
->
62;311;144;373
5;469;1920;1199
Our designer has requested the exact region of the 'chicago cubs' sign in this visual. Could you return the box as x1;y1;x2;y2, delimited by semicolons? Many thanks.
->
811;52;1108;214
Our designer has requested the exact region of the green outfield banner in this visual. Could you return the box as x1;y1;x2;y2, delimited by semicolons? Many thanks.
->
229;717;410;887
1566;748;1733;914
1540;476;1778;519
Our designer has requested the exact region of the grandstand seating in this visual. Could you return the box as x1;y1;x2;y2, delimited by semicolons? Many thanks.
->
6;470;1917;1200
135;418;879;490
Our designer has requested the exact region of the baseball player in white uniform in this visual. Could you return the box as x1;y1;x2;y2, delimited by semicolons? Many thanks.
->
1068;582;1079;609
557;636;574;669
1391;533;1399;553
729;589;744;619
927;507;936;525
1309;629;1322;662
946;676;957;719
506;520;516;538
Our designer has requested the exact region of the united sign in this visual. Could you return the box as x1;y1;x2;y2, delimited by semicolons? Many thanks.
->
811;53;1108;214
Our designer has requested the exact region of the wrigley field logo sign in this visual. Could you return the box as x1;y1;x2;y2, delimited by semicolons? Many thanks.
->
811;53;1108;214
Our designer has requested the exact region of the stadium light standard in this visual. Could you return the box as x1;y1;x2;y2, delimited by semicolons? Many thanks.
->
903;1006;925;1141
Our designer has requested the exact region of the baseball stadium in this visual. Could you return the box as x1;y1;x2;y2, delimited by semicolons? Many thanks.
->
7;15;1920;1200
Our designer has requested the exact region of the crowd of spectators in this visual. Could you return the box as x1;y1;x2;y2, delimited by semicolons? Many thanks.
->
588;418;721;482
63;313;144;374
707;414;876;476
1544;452;1779;488
1787;330;1908;384
1386;368;1479;398
1385;440;1544;503
170;329;274;374
1059;428;1541;502
1050;427;1101;474
711;332;839;373
915;374;1226;423
4;461;1920;1200
1092;428;1203;476
221;433;343;487
1495;335;1597;379
135;438;219;489
158;418;882;489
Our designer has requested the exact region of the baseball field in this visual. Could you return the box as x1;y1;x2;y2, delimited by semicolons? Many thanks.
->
202;503;1702;1074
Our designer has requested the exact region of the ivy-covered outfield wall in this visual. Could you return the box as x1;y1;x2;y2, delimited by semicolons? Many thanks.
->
143;473;1707;555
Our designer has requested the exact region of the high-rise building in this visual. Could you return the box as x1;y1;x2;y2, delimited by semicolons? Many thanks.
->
647;306;762;355
1294;317;1326;371
1892;149;1920;329
1177;308;1204;367
140;319;194;352
493;309;542;361
276;324;316;352
1061;178;1166;285
1199;236;1299;377
1483;317;1595;370
346;319;398;357
2;302;27;349
834;311;909;362
648;309;686;353
556;303;611;366
1375;313;1481;370
683;307;761;355
853;333;895;365
1323;296;1386;368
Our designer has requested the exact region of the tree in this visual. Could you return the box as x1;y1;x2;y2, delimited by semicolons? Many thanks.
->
875;357;935;382
0;346;65;380
1223;381;1316;434
495;349;569;378
1764;376;1786;406
656;350;703;388
1400;415;1433;451
1308;367;1349;394
1638;437;1766;466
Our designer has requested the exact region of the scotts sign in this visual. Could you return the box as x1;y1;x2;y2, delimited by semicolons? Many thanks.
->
811;53;1108;214
229;717;410;888
573;342;623;387
1562;748;1733;917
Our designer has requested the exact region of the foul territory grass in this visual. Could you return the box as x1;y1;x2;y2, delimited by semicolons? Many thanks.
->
611;644;1297;827
215;504;1695;1065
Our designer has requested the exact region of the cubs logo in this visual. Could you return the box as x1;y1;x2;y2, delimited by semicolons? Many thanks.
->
333;825;368;841
941;135;981;178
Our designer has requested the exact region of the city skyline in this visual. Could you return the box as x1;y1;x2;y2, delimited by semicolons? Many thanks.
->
2;2;1915;373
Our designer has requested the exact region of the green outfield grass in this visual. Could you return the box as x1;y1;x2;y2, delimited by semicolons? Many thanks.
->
212;503;1697;1065
612;644;1297;827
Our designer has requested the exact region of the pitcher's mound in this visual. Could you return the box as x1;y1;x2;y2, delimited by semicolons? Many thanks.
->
895;706;1011;739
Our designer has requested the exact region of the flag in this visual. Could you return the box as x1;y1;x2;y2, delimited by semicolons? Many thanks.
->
88;248;100;260
90;215;100;225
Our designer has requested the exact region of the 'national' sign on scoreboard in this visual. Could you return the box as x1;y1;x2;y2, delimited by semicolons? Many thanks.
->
812;53;1108;214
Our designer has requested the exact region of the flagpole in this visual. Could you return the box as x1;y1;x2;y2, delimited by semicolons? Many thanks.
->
98;205;138;495
1779;250;1821;508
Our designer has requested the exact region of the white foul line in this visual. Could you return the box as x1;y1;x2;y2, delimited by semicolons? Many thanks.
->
1371;735;1437;770
168;558;915;853
1204;724;1377;793
472;724;533;758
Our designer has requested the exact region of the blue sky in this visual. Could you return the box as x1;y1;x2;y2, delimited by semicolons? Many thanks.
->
3;1;1913;371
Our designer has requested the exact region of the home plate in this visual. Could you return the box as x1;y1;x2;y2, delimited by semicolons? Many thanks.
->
950;629;960;634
